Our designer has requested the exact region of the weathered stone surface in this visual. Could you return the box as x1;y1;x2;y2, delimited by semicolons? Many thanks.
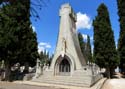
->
50;3;86;72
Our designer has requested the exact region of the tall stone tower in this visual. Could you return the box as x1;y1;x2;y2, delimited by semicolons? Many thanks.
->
33;3;101;87
50;3;86;75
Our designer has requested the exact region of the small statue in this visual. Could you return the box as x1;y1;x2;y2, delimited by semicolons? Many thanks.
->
61;38;67;57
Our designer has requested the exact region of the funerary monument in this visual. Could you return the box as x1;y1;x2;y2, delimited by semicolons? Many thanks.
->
33;3;101;87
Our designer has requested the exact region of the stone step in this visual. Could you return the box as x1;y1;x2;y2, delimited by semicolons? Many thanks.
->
73;72;91;76
32;74;93;87
42;81;90;87
34;79;90;87
34;75;91;80
33;76;91;87
35;79;90;83
38;77;91;82
36;78;90;83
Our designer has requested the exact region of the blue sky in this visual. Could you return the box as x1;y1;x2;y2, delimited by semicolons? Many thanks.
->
30;0;120;55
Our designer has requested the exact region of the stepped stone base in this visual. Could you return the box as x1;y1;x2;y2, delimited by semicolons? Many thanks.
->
32;66;102;87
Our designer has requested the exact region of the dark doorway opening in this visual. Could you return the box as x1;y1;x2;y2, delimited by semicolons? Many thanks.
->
59;58;70;76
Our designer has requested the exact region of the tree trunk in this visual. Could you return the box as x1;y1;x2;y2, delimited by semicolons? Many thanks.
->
110;67;115;78
106;67;110;79
23;62;29;74
4;60;11;81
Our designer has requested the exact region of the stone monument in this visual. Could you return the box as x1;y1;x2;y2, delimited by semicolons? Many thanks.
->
33;3;102;87
33;58;42;78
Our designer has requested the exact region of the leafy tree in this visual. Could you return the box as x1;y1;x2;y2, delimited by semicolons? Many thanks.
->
86;36;92;64
78;33;87;62
93;3;119;78
49;54;54;66
78;33;92;64
39;50;50;67
117;0;125;73
0;4;20;80
0;0;38;80
0;0;49;20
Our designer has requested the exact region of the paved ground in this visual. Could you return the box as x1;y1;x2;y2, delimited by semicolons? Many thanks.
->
101;73;125;89
0;78;106;89
101;79;125;89
0;82;60;89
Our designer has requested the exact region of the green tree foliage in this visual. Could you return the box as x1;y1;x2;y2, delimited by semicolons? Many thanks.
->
86;36;92;64
78;33;87;61
0;3;20;80
93;3;119;78
78;33;92;64
39;51;50;67
0;0;47;18
0;0;38;80
117;0;125;73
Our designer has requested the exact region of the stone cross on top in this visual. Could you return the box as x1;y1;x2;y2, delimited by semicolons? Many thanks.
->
59;3;77;22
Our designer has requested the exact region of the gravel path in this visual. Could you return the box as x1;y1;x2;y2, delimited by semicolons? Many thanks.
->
0;82;60;89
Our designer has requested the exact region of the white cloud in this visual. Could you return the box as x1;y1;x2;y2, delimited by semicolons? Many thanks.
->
82;34;88;40
39;42;48;46
38;42;51;53
32;26;36;32
46;45;51;48
76;12;92;30
38;46;44;53
30;25;36;32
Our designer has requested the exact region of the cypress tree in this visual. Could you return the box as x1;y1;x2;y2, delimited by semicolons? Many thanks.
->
78;33;87;62
0;3;20;80
117;0;125;73
39;50;50;67
78;33;85;55
0;0;38;80
86;36;92;64
93;3;119;78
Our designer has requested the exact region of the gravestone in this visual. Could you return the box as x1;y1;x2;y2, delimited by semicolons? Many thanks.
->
33;3;102;87
33;58;42;78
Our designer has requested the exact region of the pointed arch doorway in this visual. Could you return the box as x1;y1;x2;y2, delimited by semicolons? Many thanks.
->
55;55;71;76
